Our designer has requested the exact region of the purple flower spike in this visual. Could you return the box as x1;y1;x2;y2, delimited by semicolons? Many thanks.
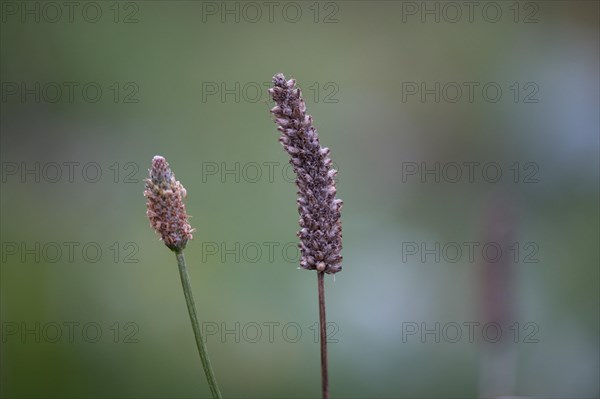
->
269;73;343;274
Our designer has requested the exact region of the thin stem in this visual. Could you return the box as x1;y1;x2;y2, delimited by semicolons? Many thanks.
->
318;271;328;399
175;249;222;399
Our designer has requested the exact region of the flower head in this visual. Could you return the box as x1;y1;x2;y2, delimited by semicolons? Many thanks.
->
269;73;343;274
144;155;194;251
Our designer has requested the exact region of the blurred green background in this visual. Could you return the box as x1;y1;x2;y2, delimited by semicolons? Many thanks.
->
1;1;598;398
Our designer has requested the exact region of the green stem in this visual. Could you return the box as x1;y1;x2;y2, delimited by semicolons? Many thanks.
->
318;271;328;399
175;249;222;399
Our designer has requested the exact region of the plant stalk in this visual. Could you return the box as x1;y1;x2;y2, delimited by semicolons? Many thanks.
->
175;249;222;399
318;271;329;399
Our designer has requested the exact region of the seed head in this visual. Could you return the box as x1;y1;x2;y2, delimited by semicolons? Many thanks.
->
269;73;343;274
144;155;194;251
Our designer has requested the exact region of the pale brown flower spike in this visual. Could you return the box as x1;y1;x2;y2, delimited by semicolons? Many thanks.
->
269;73;343;275
144;155;194;251
143;155;221;398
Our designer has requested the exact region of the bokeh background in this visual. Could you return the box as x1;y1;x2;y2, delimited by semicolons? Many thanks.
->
1;1;598;398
